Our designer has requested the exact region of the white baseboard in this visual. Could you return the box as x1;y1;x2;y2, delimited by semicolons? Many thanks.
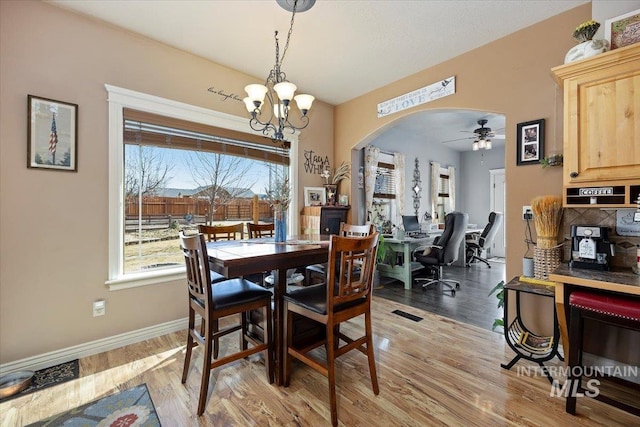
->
0;317;190;376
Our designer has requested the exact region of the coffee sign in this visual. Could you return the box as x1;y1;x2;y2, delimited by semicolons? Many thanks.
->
578;187;614;196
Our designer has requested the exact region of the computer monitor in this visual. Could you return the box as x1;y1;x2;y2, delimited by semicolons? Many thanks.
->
402;215;421;233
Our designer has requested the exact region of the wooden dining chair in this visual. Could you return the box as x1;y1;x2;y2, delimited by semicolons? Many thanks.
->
305;222;375;285
179;232;274;416
247;222;274;239
198;223;244;241
284;232;380;427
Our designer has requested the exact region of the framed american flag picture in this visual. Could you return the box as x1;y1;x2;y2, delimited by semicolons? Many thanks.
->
27;95;78;171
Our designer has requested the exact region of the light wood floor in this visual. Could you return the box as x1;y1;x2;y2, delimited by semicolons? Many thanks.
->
1;297;637;426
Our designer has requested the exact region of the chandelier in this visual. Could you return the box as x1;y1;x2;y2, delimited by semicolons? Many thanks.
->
243;0;316;142
471;119;493;151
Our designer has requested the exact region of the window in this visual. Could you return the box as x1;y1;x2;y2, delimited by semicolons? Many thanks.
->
106;85;299;290
371;153;397;232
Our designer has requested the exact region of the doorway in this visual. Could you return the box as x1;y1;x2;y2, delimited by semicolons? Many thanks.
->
489;168;506;258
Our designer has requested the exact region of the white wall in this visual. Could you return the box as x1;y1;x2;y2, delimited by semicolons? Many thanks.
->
459;146;506;226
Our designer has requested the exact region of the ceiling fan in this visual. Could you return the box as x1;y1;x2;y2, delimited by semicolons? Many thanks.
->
440;119;505;150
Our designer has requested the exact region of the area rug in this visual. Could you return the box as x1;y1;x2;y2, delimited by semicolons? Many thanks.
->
26;383;161;427
0;359;78;403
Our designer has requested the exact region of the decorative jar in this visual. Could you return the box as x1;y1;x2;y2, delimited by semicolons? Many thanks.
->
274;210;287;242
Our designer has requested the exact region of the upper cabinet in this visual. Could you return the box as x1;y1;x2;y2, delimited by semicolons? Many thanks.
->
552;44;640;207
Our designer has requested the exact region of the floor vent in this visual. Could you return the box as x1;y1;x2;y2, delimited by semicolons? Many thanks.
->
391;309;423;322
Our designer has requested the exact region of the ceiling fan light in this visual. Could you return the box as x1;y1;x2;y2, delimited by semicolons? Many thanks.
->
472;141;479;151
478;139;486;149
485;140;492;149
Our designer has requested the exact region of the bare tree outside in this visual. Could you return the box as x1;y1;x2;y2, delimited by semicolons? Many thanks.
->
188;152;256;224
125;145;173;197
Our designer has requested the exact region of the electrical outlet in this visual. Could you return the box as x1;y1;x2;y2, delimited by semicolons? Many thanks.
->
522;206;533;220
93;300;105;317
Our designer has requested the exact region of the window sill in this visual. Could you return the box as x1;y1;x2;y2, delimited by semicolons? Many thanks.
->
105;267;185;291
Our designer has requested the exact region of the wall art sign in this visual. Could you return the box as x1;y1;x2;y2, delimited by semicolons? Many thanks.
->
303;150;330;175
207;85;243;103
27;95;78;172
377;76;455;118
578;187;614;196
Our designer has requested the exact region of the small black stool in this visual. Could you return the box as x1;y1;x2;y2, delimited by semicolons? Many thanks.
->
566;290;640;417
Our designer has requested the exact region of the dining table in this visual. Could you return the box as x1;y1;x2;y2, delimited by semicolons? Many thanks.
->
206;234;330;385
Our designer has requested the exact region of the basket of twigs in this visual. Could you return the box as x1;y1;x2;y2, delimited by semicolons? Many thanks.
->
531;195;564;280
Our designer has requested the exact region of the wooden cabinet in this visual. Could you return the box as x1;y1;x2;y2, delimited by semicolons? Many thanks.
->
551;44;640;207
300;206;349;234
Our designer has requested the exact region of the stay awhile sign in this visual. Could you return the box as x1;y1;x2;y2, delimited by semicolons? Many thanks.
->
377;76;455;118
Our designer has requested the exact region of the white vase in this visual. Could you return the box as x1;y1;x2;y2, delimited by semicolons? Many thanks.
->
564;39;609;64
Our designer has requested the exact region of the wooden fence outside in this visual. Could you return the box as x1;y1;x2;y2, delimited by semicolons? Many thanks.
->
125;196;273;223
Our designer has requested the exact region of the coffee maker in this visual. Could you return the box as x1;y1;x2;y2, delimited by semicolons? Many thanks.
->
569;225;614;271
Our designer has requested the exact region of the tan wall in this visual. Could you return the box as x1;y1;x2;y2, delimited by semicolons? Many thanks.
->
0;1;333;363
334;4;591;282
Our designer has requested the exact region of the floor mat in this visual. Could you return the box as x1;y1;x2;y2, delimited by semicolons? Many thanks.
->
0;359;78;403
25;383;161;426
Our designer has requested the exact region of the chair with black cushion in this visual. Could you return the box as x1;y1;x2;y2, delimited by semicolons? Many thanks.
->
180;232;273;416
284;232;380;427
305;223;375;286
247;222;274;239
465;212;503;268
413;211;468;296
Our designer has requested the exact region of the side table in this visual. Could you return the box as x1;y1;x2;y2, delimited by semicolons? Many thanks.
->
501;276;564;384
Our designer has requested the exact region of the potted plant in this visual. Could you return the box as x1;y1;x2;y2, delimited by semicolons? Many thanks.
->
488;280;505;331
372;233;387;288
540;154;563;168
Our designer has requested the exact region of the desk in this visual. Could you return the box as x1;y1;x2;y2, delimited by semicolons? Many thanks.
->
206;235;329;385
549;264;640;358
376;236;433;289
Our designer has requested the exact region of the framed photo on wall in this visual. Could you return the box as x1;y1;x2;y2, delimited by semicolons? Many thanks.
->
516;118;545;166
304;187;326;206
27;95;78;171
604;9;640;50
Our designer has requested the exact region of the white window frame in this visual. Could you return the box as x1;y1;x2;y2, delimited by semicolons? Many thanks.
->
104;84;299;291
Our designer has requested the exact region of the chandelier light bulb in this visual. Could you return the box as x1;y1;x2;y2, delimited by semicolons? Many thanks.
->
273;82;297;104
294;94;315;115
273;103;288;119
243;97;257;113
244;84;268;108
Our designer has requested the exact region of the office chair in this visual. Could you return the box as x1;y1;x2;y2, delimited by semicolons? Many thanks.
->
413;212;468;296
465;212;503;268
